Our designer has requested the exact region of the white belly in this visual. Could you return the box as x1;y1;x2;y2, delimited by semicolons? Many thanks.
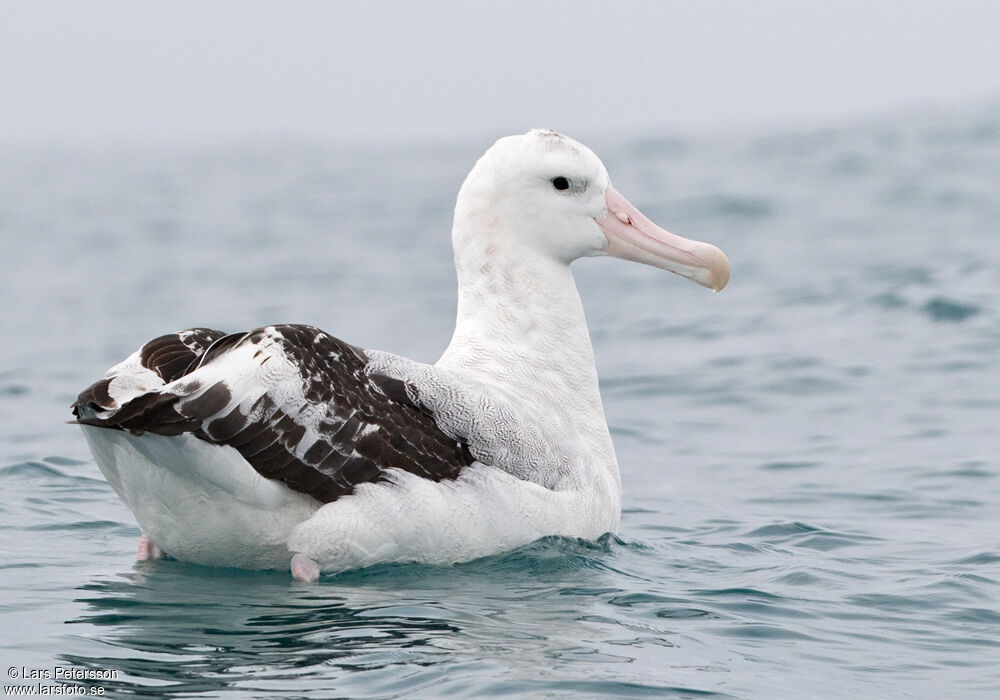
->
82;427;620;574
287;466;620;574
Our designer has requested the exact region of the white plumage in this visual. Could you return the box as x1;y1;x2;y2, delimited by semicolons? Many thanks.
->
75;130;729;581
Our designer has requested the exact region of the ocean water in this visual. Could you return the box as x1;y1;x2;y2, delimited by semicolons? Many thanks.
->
2;104;998;698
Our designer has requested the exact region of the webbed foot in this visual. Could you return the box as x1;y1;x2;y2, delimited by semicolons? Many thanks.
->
291;553;320;583
136;533;164;561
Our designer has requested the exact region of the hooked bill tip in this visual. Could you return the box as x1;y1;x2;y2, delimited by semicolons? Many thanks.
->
706;246;731;293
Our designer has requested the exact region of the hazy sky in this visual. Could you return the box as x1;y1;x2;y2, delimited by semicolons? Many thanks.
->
3;1;999;145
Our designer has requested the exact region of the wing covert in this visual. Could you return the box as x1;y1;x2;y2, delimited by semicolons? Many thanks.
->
73;324;476;503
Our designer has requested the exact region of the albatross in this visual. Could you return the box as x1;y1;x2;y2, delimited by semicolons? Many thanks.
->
73;130;729;582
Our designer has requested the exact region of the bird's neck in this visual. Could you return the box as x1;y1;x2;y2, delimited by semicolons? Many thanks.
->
437;233;613;461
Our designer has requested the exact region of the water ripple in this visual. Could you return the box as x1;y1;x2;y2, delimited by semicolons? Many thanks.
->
921;296;982;322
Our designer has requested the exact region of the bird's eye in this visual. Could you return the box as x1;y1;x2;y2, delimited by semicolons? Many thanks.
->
551;176;570;191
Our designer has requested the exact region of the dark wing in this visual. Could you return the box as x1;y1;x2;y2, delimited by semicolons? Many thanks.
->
73;324;475;503
74;327;227;414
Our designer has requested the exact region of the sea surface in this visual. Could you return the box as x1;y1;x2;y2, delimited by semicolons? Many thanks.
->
1;104;998;698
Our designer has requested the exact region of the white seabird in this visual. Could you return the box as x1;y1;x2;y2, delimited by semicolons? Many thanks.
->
73;129;730;582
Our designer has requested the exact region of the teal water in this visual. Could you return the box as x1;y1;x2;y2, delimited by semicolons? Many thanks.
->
1;104;998;697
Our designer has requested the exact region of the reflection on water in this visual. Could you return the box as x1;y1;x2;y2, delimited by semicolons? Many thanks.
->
63;537;694;698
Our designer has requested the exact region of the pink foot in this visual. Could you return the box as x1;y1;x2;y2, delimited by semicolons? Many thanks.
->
291;553;320;583
136;533;164;561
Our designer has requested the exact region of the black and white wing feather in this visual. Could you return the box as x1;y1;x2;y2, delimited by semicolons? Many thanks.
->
73;324;475;503
74;327;227;413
